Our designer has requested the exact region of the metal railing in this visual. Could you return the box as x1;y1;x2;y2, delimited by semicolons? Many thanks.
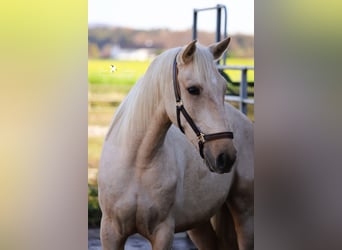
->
192;4;254;116
217;65;254;115
193;4;228;63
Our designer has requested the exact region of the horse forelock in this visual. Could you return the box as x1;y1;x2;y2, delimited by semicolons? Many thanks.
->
192;45;220;86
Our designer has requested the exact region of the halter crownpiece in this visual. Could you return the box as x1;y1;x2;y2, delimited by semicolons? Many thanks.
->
172;53;234;159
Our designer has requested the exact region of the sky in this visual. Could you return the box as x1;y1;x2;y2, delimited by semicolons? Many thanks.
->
88;0;254;35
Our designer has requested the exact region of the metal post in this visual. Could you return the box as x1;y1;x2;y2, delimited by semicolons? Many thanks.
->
223;6;228;65
240;68;248;115
193;10;197;40
216;6;221;42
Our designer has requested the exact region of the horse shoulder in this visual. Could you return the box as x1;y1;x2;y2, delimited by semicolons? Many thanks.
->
224;103;254;214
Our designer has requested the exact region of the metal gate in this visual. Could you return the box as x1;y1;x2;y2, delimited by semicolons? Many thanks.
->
192;4;254;116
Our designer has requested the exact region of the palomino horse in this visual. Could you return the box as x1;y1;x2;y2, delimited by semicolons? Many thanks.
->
98;38;254;250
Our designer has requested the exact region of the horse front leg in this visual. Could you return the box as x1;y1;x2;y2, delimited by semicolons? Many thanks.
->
227;191;254;250
187;220;219;250
100;215;127;250
149;217;175;250
210;204;239;250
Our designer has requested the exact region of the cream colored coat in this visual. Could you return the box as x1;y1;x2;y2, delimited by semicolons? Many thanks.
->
98;38;253;250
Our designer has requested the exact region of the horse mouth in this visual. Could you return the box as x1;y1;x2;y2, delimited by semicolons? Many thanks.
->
204;156;216;173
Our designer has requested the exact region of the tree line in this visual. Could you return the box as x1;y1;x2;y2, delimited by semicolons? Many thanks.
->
89;26;254;58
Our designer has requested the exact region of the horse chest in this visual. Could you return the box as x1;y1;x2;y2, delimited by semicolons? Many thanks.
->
135;167;178;234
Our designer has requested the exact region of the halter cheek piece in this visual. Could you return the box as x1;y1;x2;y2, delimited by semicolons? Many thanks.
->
172;53;234;159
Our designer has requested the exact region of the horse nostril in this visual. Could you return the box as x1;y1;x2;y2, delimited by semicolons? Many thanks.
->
216;152;236;172
217;153;227;168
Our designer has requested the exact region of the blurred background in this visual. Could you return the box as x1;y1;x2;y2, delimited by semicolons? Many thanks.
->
88;0;254;228
2;0;341;249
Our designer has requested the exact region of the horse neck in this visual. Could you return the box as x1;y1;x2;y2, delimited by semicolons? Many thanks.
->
107;66;174;166
135;105;171;165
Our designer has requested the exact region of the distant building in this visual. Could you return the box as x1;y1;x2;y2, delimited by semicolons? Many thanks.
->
110;45;156;61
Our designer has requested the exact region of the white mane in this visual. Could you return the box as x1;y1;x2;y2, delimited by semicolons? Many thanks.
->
106;48;177;142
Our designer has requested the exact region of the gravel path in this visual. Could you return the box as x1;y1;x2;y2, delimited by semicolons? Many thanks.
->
88;228;197;250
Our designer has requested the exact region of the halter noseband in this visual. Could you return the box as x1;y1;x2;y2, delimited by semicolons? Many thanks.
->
172;53;234;159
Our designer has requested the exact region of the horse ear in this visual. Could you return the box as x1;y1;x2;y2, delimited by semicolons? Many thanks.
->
179;40;197;65
209;37;231;60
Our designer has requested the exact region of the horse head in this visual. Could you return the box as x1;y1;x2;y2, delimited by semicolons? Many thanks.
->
165;38;237;174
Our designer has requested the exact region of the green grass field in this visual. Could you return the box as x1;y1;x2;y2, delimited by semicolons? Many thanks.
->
88;58;254;89
88;59;151;87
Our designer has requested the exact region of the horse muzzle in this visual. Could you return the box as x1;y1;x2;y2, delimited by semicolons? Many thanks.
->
216;151;236;173
204;146;237;174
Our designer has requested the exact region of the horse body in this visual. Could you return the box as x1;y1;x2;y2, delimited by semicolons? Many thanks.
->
99;115;234;249
98;38;253;250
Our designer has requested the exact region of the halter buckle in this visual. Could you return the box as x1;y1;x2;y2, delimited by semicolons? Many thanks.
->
176;100;183;108
197;132;206;143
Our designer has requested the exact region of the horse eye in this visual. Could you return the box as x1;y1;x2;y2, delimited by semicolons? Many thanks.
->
187;86;200;95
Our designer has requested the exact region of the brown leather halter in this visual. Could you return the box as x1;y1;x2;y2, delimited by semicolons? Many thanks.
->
172;53;234;159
